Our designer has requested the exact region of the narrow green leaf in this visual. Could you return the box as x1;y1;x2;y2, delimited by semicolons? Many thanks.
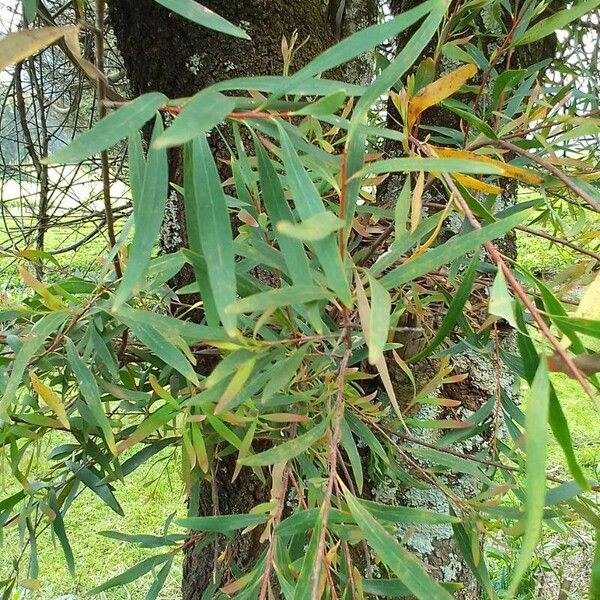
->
516;0;600;46
261;345;310;403
113;117;168;309
89;553;172;594
343;0;446;233
65;338;116;455
117;404;178;454
344;489;453;600
409;255;478;363
48;493;75;577
515;306;588;490
46;93;167;163
0;312;67;417
351;0;447;127
254;135;323;331
366;272;391;365
292;514;323;600
176;514;267;532
361;499;460;525
295;90;347;116
452;516;497;599
489;268;519;329
153;91;235;148
145;558;174;600
184;137;237;334
591;531;600;600
508;358;550;596
153;0;250;39
128;131;146;223
277;211;344;242
225;285;330;315
355;157;502;179
239;416;330;467
67;462;124;516
123;320;199;385
22;0;38;22
266;0;437;105
340;417;364;494
380;209;531;289
277;125;350;304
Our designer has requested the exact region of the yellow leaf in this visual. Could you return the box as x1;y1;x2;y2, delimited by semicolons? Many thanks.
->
410;171;425;233
454;173;502;195
408;203;452;261
435;146;543;185
214;358;256;414
17;265;65;310
570;270;600;351
29;371;70;430
0;26;76;72
408;64;478;127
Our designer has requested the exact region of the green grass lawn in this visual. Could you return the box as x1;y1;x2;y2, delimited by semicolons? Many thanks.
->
0;440;185;600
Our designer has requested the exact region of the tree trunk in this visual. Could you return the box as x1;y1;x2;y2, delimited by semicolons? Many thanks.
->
107;2;374;597
107;0;556;596
373;3;557;598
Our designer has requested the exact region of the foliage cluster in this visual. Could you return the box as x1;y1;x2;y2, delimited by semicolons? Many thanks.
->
2;0;600;598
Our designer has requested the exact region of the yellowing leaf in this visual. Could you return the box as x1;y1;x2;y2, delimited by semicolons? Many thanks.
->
18;265;65;310
408;64;478;127
454;173;502;195
435;147;543;185
570;270;600;351
29;371;70;430
0;26;76;72
410;171;425;233
214;358;256;414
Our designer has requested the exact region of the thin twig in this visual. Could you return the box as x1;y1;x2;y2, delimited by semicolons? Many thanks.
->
309;346;352;600
495;139;600;214
95;0;122;278
517;225;600;262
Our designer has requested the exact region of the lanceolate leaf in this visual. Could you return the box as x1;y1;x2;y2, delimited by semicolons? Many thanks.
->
113;117;168;309
366;272;391;365
46;93;167;164
153;91;235;148
516;0;600;46
89;553;172;594
239;416;330;467
380;209;531;289
344;489;454;600
65;338;116;455
67;461;124;516
409;255;478;363
184;137;237;334
266;0;437;105
22;0;39;23
508;358;550;596
254;135;324;331
176;514;267;532
225;285;330;315
152;0;250;39
48;492;75;577
277;124;351;305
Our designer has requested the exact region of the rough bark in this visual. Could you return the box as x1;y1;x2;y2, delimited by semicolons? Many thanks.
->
374;3;557;598
106;2;375;598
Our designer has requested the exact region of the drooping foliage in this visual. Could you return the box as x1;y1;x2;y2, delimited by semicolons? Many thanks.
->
2;0;600;598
